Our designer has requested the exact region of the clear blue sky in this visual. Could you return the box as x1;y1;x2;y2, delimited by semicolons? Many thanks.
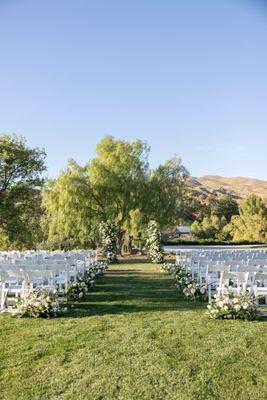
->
0;0;266;179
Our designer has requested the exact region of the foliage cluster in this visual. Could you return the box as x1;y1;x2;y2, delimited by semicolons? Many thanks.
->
0;133;266;250
191;195;267;243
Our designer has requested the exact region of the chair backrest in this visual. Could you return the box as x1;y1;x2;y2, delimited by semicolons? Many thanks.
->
237;265;259;273
253;272;267;283
219;271;249;293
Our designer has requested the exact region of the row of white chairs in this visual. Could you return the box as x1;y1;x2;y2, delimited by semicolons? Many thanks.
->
175;250;267;304
0;250;98;312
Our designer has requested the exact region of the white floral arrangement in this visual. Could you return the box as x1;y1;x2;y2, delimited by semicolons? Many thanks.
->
160;263;178;274
170;265;206;301
145;220;164;264
207;290;262;320
80;270;96;290
16;290;61;318
67;281;88;301
93;261;109;276
99;221;118;264
183;282;206;301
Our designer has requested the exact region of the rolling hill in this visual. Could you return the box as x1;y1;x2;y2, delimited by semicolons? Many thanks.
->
188;175;267;203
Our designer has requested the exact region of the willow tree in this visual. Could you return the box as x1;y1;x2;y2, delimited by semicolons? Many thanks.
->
42;136;190;250
0;134;46;249
87;135;149;249
42;136;149;249
42;160;102;249
144;156;189;228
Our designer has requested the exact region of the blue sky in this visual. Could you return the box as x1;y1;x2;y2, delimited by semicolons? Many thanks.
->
0;0;266;179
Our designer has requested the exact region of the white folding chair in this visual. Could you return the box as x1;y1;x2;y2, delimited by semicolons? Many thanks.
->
218;271;249;297
252;273;267;306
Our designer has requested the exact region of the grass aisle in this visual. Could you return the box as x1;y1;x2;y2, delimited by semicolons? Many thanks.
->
0;259;266;400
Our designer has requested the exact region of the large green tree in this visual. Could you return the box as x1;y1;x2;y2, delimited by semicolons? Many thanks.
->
191;214;228;240
0;134;46;249
144;156;189;227
42;136;189;250
211;194;239;223
42;136;149;249
225;195;267;242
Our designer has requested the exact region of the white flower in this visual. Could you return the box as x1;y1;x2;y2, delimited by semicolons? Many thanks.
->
78;292;84;298
243;303;249;310
200;287;206;294
190;288;196;294
234;304;241;311
218;301;224;308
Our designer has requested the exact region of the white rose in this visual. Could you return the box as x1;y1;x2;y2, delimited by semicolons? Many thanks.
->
191;288;196;294
78;292;84;298
218;301;224;308
200;287;206;294
234;304;241;311
243;303;249;310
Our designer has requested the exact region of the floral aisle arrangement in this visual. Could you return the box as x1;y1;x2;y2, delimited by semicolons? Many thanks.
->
67;261;109;301
145;220;164;264
82;269;96;291
161;262;206;301
175;266;206;301
67;281;88;301
93;261;109;276
99;221;118;264
16;290;61;318
81;261;109;290
207;290;262;321
182;282;207;301
160;263;178;274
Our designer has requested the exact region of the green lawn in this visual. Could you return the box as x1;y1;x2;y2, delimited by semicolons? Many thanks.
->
1;259;266;400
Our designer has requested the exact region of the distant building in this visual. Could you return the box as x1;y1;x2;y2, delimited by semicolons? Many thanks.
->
175;225;192;238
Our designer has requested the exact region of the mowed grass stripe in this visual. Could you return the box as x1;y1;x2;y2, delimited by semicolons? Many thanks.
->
0;260;266;400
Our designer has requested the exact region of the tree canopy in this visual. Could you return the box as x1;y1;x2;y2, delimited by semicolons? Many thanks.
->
225;195;267;242
42;136;189;249
0;134;46;249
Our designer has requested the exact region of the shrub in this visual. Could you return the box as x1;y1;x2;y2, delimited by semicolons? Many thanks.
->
207;290;262;320
16;290;61;318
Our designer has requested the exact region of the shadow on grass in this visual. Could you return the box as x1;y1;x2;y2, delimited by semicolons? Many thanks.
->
64;264;207;318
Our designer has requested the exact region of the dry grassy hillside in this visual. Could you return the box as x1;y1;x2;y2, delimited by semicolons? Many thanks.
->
188;175;267;203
